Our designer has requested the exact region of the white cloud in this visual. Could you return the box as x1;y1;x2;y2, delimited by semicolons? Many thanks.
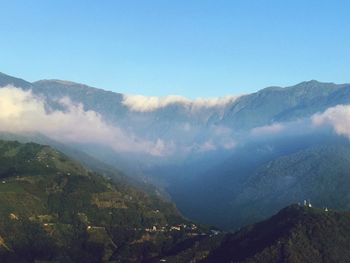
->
212;125;232;136
312;104;350;138
0;86;171;156
220;138;236;149
196;140;217;153
250;123;285;136
122;94;240;112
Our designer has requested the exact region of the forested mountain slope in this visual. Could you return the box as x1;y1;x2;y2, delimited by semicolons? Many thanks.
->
0;140;213;262
203;204;350;263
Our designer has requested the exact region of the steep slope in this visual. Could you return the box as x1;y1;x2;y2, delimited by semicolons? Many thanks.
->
0;131;152;192
202;204;350;263
0;72;31;89
0;140;208;263
167;135;350;230
229;143;350;229
32;79;128;124
222;80;350;129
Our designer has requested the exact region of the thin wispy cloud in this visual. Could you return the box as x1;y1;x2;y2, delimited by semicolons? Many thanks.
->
250;123;285;136
122;94;240;112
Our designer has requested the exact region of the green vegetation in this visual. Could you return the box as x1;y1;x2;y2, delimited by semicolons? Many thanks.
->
203;204;350;263
4;140;350;262
0;140;213;262
228;144;350;229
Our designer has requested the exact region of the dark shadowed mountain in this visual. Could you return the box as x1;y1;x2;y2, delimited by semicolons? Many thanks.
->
0;140;218;263
202;204;350;263
167;135;350;230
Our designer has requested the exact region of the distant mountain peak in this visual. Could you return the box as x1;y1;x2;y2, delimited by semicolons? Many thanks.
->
294;79;336;87
34;79;80;86
272;203;323;220
261;80;335;93
301;79;322;84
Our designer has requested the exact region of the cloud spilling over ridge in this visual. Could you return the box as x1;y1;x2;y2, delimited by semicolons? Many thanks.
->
122;94;240;112
312;104;350;138
244;116;330;143
0;86;170;156
250;123;286;136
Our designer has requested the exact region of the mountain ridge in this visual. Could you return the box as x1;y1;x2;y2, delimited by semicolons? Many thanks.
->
0;139;216;262
2;70;350;135
3;71;350;234
202;204;350;263
1;71;346;96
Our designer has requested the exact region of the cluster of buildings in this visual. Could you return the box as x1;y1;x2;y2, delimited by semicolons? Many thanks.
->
144;223;198;233
301;200;328;211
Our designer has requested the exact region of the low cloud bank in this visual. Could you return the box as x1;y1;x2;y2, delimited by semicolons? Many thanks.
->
312;104;350;139
0;86;170;156
122;94;240;112
247;104;350;142
4;85;348;159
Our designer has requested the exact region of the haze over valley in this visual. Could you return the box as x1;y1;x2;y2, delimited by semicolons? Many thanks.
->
2;72;350;232
2;1;350;261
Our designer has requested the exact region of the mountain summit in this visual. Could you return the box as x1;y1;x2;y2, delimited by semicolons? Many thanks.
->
203;204;350;263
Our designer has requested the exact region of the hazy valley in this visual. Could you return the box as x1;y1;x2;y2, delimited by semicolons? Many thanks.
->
2;72;350;261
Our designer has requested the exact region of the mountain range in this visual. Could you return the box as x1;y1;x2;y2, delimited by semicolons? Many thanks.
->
3;72;350;130
2;71;350;232
1;139;350;262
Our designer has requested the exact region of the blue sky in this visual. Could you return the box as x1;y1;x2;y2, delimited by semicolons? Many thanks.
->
1;0;350;97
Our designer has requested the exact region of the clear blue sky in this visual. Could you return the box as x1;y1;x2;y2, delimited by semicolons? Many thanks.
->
1;0;349;97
